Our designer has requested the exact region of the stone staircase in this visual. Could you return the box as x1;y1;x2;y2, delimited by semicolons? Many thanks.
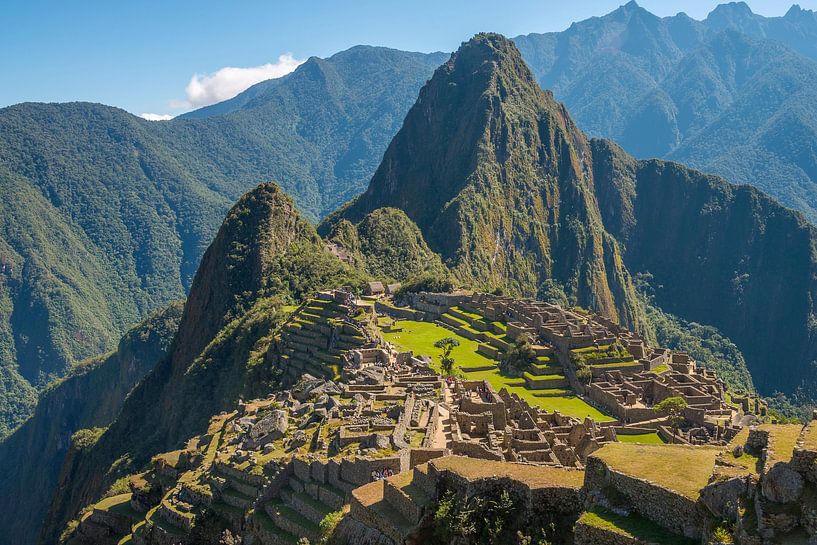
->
251;459;354;545
348;464;436;544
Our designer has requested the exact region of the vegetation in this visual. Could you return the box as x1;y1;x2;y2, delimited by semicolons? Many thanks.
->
593;443;720;499
325;208;449;282
578;506;696;545
499;337;537;377
0;47;444;440
654;396;688;443
396;270;455;296
435;338;460;377
383;320;614;421
636;276;755;394
430;489;557;545
0;301;182;545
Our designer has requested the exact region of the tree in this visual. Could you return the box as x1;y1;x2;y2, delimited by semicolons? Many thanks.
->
654;396;688;443
576;366;593;385
500;337;536;377
435;337;460;377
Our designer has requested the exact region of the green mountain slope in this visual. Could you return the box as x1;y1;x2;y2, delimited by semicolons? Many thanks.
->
513;2;817;224
591;138;817;398
0;301;181;545
324;33;648;334
35;182;366;545
328;33;817;400
325;207;449;282
0;46;443;437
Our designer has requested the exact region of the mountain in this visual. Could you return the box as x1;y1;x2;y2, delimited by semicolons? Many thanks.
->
35;182;366;545
0;46;444;437
326;33;817;400
325;207;450;282
0;301;182;545
322;34;648;335
30;33;816;544
512;2;817;223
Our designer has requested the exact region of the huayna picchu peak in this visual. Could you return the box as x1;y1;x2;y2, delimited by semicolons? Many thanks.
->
8;5;817;545
322;33;647;336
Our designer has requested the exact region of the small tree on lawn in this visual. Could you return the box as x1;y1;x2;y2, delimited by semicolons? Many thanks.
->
435;337;460;377
654;396;688;443
500;336;537;377
576;366;592;385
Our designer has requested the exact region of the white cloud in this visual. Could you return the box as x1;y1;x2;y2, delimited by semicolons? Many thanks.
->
179;53;304;109
140;113;175;121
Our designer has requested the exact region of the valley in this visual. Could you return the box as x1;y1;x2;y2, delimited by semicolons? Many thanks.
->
5;4;817;545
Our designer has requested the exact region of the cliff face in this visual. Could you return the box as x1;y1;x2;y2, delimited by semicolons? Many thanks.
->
325;34;647;333
0;302;182;545
38;183;365;545
592;138;817;394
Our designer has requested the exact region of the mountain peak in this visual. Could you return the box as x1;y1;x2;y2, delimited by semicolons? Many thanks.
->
323;33;641;326
706;2;756;25
785;4;817;19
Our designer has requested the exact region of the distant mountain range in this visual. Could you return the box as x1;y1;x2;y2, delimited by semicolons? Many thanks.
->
3;0;817;443
515;1;817;220
27;32;817;545
0;48;445;436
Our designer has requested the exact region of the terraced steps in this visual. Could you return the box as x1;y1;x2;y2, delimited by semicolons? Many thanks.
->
265;501;321;543
523;371;569;389
348;468;435;542
350;480;414;544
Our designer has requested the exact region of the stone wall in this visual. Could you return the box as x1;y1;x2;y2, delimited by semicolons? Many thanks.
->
574;518;646;545
584;456;704;539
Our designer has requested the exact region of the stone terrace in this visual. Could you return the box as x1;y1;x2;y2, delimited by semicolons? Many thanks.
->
273;288;376;383
405;291;742;445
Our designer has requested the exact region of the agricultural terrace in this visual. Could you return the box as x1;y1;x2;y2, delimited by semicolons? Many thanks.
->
616;432;666;445
430;456;584;490
578;507;697;545
381;319;614;421
591;443;721;499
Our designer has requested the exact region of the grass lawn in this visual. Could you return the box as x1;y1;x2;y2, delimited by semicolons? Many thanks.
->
95;493;132;512
579;507;696;545
383;320;615;421
761;423;804;466
382;320;495;370
431;456;584;489
803;421;817;450
592;443;721;499
617;432;666;445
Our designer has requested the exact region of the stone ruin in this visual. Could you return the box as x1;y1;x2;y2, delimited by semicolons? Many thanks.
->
448;378;614;466
403;290;747;445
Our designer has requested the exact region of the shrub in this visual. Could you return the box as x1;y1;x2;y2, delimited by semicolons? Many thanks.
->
319;510;343;544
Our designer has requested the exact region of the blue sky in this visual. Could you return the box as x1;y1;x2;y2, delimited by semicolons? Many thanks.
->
1;0;814;117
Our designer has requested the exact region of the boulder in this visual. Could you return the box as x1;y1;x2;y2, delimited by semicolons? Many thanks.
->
250;409;288;440
763;464;804;504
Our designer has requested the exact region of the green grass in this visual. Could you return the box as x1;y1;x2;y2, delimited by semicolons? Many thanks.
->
383;320;615;421
382;320;496;370
617;432;666;445
761;424;804;466
593;443;721;499
579;507;696;545
450;306;482;320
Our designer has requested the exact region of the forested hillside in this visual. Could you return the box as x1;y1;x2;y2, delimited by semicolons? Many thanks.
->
0;47;444;436
513;1;817;222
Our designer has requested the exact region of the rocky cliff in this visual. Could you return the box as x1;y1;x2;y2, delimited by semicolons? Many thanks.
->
323;33;647;334
0;301;182;545
325;33;817;398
